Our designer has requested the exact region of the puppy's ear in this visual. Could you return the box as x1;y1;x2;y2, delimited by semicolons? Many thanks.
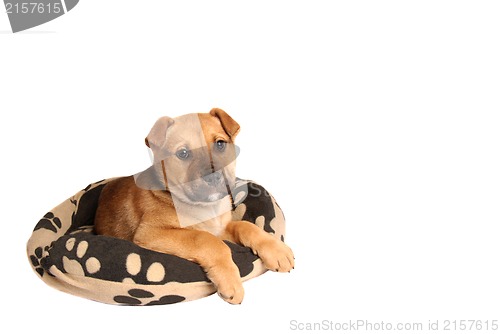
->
145;116;175;149
210;108;240;140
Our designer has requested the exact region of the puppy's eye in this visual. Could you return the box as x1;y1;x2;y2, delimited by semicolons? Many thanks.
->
176;148;190;160
215;140;226;152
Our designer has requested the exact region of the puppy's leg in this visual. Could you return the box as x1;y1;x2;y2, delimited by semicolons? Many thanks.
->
224;221;294;273
133;226;244;304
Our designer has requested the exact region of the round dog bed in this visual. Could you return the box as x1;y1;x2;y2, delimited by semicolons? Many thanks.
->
27;178;286;305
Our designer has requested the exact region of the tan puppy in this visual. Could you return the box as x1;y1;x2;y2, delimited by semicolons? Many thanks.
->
94;108;294;304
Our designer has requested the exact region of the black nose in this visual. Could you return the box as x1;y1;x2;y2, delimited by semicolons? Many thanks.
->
202;171;223;185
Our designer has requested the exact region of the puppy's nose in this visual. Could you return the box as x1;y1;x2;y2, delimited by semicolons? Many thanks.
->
202;171;223;185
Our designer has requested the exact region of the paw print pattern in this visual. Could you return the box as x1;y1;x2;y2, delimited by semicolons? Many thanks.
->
29;246;48;277
48;233;209;285
123;253;170;283
33;212;62;233
61;238;101;276
113;288;185;306
113;253;187;305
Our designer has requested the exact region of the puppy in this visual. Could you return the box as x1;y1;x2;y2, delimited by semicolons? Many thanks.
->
94;108;294;304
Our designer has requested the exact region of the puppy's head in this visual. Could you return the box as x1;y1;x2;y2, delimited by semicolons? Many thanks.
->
144;108;240;204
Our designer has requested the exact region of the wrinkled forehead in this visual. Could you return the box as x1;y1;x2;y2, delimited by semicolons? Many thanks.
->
164;114;207;149
164;114;217;148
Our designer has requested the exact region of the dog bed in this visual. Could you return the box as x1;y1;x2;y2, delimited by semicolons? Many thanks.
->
27;178;286;305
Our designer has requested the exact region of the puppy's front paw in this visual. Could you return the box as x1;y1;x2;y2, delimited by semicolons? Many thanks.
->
254;238;295;273
207;262;244;304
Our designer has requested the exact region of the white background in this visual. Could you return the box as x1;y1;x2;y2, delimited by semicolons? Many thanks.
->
1;1;499;333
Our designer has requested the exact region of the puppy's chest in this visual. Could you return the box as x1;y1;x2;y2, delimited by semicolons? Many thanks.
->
174;199;233;237
188;212;231;237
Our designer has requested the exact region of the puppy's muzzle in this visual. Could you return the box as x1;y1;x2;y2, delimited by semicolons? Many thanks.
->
202;170;224;186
